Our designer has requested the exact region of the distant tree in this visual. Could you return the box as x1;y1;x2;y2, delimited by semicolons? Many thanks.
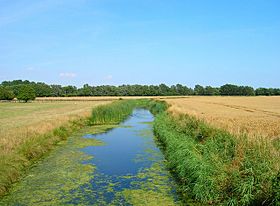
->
62;85;77;96
17;85;36;102
78;84;93;96
204;86;220;96
194;85;205;95
159;84;170;96
174;84;194;95
256;88;280;96
148;85;160;96
255;88;268;96
240;86;255;96
34;82;52;97
273;88;280;95
50;85;64;97
1;79;280;97
220;84;240;96
0;86;15;100
170;85;179;95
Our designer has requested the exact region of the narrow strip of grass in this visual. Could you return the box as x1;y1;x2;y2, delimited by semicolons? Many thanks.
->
153;111;280;205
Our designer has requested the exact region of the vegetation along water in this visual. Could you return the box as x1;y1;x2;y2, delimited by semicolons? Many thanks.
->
1;99;279;205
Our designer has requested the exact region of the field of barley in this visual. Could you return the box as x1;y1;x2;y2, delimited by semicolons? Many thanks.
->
165;96;280;139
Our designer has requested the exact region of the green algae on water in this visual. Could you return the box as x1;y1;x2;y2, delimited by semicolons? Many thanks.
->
0;126;112;206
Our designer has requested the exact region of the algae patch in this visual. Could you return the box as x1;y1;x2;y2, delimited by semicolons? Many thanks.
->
0;126;112;205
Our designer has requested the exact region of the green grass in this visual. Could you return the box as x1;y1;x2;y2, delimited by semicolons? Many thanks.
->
88;99;167;125
89;100;136;125
153;112;280;205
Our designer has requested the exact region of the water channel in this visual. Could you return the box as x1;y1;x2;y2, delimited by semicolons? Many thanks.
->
1;109;180;205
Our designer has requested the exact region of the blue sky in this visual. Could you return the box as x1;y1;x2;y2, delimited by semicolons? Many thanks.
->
0;0;279;87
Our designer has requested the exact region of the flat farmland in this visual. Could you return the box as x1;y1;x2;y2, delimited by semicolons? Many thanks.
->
165;96;280;139
0;101;110;153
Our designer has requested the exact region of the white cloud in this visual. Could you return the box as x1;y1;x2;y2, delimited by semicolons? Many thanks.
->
104;75;113;80
26;67;35;71
59;72;77;78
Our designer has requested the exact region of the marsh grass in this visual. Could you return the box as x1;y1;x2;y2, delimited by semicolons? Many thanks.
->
154;112;280;205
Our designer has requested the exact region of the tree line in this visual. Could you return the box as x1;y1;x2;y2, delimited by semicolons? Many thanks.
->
0;80;279;101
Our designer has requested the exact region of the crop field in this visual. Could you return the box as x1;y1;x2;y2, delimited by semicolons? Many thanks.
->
165;96;280;139
0;101;110;154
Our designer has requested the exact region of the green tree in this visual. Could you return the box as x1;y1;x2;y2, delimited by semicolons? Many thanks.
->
62;85;77;96
50;85;64;96
159;84;170;96
220;84;240;95
34;82;52;97
204;86;220;96
240;86;255;96
194;85;205;95
17;85;36;102
0;86;15;100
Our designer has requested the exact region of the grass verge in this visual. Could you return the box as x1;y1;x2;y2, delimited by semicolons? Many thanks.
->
153;111;280;205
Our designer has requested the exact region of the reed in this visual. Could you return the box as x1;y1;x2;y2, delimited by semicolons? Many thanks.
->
89;100;136;125
154;112;280;205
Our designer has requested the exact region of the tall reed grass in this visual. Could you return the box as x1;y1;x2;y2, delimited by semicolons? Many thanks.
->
89;100;136;125
88;99;167;125
154;112;280;205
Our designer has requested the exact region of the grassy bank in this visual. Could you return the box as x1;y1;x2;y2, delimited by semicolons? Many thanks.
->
154;111;280;205
0;101;110;197
0;117;89;197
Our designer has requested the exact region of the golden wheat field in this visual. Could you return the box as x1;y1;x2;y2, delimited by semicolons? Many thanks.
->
0;101;110;154
165;96;280;139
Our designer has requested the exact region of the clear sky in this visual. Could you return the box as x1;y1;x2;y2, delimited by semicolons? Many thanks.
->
0;0;279;87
